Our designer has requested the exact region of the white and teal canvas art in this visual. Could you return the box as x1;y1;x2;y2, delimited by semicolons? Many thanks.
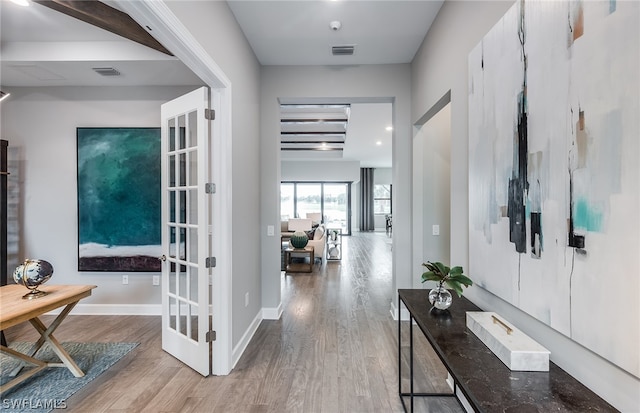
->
468;0;639;378
77;128;161;272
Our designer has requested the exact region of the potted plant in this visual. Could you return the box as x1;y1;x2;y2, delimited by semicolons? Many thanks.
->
421;261;473;310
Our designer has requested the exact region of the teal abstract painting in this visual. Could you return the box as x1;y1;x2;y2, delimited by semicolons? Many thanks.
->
77;128;161;271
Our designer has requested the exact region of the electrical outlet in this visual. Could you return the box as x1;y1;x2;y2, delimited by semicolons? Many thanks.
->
245;292;249;307
122;275;129;285
152;275;160;286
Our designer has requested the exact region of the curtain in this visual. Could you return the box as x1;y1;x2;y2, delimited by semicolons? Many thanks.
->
1;140;6;286
1;140;6;347
359;168;375;231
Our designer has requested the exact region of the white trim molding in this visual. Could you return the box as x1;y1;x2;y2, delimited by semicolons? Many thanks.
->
47;304;162;316
262;302;283;320
232;311;262;369
390;300;410;321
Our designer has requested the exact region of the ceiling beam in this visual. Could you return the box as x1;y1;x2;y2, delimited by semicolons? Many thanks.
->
33;0;173;56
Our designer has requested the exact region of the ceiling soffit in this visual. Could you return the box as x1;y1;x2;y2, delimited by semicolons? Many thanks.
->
280;104;351;154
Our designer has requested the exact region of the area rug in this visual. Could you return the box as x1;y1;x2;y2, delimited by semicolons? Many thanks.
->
1;342;139;413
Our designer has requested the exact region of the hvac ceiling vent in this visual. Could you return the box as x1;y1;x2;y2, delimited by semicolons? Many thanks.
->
92;67;121;77
332;45;355;56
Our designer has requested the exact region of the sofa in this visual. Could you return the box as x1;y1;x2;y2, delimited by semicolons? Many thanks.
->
281;218;326;262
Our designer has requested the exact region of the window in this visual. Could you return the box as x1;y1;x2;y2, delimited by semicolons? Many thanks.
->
280;183;294;220
374;184;392;214
296;183;322;221
323;183;349;231
280;182;351;234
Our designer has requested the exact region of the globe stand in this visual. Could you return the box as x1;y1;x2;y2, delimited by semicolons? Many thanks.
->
22;287;49;300
18;260;52;299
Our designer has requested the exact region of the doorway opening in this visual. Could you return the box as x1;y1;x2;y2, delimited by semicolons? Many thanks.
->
412;92;452;289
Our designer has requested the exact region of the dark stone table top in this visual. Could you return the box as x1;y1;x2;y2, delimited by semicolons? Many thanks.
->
398;289;618;413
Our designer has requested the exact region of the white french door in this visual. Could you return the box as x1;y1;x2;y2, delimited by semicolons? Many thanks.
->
160;87;212;376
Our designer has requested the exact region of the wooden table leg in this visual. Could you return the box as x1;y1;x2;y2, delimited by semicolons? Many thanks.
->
0;345;49;394
8;301;84;378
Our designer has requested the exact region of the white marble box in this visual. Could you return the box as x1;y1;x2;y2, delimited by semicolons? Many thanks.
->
466;311;550;372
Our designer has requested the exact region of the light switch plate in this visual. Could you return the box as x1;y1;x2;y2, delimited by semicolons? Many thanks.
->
432;224;440;236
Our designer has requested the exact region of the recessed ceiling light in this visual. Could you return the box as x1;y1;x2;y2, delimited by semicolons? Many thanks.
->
10;0;29;6
385;126;393;131
376;141;382;146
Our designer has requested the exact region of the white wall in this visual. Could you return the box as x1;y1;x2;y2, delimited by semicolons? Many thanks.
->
374;167;392;185
1;0;263;356
261;65;413;313
281;160;360;182
412;103;451;287
0;86;195;310
411;1;639;410
165;1;262;346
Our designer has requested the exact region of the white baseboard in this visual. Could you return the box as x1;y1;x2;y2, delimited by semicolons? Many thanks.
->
232;310;262;368
47;303;162;316
447;371;472;412
446;372;455;391
262;302;283;320
456;383;474;413
389;300;410;321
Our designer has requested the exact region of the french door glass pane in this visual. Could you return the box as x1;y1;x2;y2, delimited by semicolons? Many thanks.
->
296;184;322;220
281;183;294;220
324;183;348;232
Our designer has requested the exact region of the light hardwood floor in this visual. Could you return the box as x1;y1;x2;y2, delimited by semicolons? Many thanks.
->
4;232;461;412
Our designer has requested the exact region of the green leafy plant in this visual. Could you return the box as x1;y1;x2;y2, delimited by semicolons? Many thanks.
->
421;261;473;297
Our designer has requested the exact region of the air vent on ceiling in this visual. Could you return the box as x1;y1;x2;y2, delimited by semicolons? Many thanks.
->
332;45;355;56
92;67;121;77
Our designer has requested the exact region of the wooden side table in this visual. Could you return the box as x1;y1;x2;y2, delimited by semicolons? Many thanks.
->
397;289;617;412
284;246;314;273
0;284;97;395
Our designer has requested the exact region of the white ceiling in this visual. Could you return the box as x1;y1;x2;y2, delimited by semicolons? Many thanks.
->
227;0;443;66
0;0;443;167
0;0;204;87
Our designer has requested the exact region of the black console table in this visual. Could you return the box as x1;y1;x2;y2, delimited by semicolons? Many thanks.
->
398;289;617;412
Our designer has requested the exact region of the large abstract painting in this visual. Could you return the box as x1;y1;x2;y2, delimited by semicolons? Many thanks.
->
468;0;639;378
77;128;161;272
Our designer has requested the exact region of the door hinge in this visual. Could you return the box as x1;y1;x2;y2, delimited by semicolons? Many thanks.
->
206;257;216;268
206;330;217;342
205;183;216;194
205;108;215;120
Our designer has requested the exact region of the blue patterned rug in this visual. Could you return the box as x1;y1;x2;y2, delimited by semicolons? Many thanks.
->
1;342;138;412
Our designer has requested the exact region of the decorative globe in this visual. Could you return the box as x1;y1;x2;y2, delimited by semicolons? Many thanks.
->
13;259;54;299
290;231;309;249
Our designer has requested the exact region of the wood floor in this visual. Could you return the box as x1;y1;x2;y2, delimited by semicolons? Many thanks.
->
4;232;461;412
